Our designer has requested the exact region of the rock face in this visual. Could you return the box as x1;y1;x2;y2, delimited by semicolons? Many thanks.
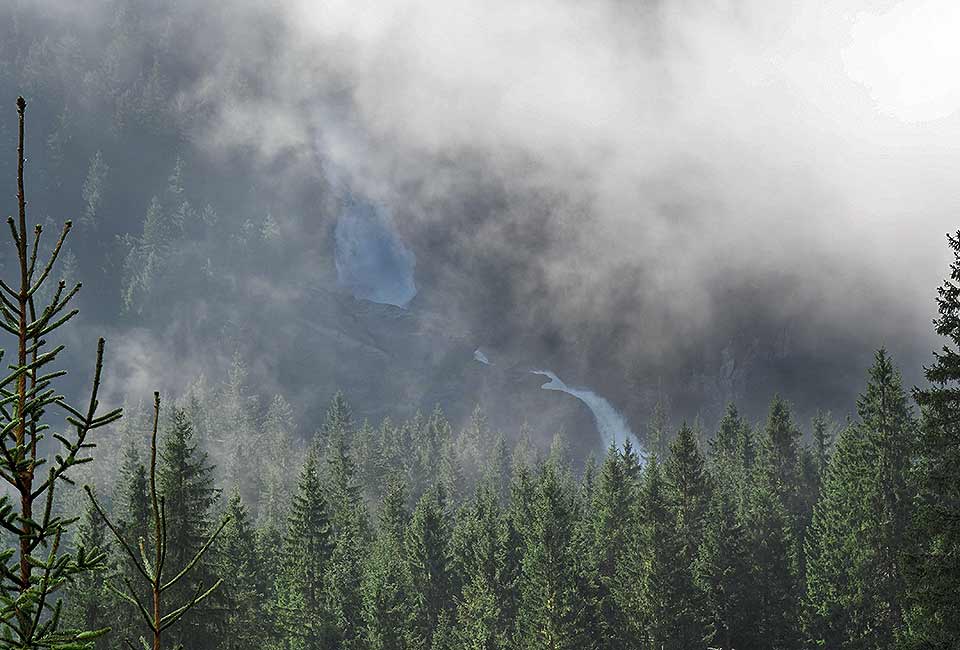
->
274;284;598;454
334;199;417;308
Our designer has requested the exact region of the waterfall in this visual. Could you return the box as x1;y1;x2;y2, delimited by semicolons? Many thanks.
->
531;369;644;456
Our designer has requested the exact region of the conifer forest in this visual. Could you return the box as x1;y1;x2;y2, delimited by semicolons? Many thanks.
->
2;1;960;649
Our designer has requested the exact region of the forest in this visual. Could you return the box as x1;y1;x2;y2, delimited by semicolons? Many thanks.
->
0;94;958;650
1;2;960;649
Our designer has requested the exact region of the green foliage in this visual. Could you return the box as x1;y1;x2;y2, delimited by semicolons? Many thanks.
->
275;449;335;649
0;96;120;650
216;490;265;650
743;462;802;650
362;480;411;650
517;460;587;650
450;482;517;650
405;487;452;650
663;423;710;648
86;395;228;650
909;231;960;649
586;446;637;650
63;500;109;650
694;481;752;650
157;410;223;648
258;394;298;531
105;445;151;647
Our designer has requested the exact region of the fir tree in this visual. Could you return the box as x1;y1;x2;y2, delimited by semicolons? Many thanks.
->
743;451;802;650
439;435;465;507
64;498;110;650
763;396;804;523
362;479;411;650
107;444;152;647
911;233;960;649
86;394;228;650
158;409;223;649
405;486;453;650
80;149;108;229
484;432;511;504
217;490;265;650
458;406;495;490
451;482;515;650
317;395;368;648
694;482;752;650
805;350;915;649
324;496;368;649
319;391;352;454
275;448;336;649
647;398;670;460
516;460;588;650
218;352;258;504
810;409;834;482
587;446;636;650
352;419;383;504
259;394;298;531
0;96;121;650
663;423;710;647
633;458;688;650
802;423;864;649
711;403;745;464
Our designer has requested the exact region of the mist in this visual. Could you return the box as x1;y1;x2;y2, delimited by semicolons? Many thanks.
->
3;0;959;439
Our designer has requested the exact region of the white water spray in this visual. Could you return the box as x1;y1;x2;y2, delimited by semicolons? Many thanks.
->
531;370;644;456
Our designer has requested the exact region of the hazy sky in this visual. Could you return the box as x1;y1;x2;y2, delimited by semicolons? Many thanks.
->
16;0;960;424
187;0;960;305
181;0;960;370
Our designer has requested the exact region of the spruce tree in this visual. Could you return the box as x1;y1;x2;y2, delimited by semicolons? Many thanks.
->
157;409;222;649
362;479;411;650
275;448;335;649
258;394;297;535
107;444;152;648
587;446;636;650
633;458;688;650
647;398;670;461
405;486;453;650
216;490;265;650
810;410;834;483
742;444;802;650
320;395;368;648
805;350;915;649
217;353;258;507
709;404;752;515
86;394;228;650
63;498;110;650
484;432;511;505
802;423;864;649
458;406;494;491
854;349;914;643
711;403;745;465
324;499;368;649
763;397;804;524
352;419;383;504
663;423;710;647
319;391;352;455
516;460;587;650
439;434;465;507
0;96;121;649
694;482;752;650
450;482;515;650
910;230;960;649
